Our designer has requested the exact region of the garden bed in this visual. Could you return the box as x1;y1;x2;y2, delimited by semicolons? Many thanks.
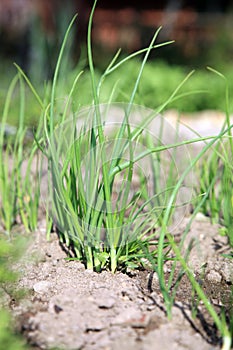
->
7;214;232;350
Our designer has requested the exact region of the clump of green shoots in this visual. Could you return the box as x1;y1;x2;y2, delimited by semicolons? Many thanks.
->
0;74;41;234
153;123;233;350
40;0;202;273
152;68;233;350
196;68;233;247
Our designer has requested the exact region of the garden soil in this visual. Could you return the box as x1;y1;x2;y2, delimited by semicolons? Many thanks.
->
2;109;233;350
9;216;233;350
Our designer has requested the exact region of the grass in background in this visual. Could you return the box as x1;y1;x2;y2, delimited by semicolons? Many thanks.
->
0;73;41;233
195;68;233;248
0;62;43;127
95;60;233;113
58;59;233;114
1;58;233;127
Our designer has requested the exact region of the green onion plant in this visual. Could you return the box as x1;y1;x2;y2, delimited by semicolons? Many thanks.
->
196;68;233;247
38;1;202;273
0;74;41;234
153;70;233;349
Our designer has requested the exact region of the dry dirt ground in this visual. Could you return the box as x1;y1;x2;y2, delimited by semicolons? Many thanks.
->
5;215;232;350
2;109;233;350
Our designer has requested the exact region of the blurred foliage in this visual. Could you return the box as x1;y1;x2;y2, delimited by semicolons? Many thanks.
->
0;310;28;350
0;236;28;350
69;58;233;113
0;61;43;127
1;55;233;127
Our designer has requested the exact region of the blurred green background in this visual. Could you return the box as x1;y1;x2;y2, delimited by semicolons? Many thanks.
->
0;0;233;126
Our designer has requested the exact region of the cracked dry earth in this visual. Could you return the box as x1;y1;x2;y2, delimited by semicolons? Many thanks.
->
5;214;232;350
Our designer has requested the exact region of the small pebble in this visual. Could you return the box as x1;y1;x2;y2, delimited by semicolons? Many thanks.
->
206;270;222;283
147;305;156;311
33;281;52;294
195;212;209;222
